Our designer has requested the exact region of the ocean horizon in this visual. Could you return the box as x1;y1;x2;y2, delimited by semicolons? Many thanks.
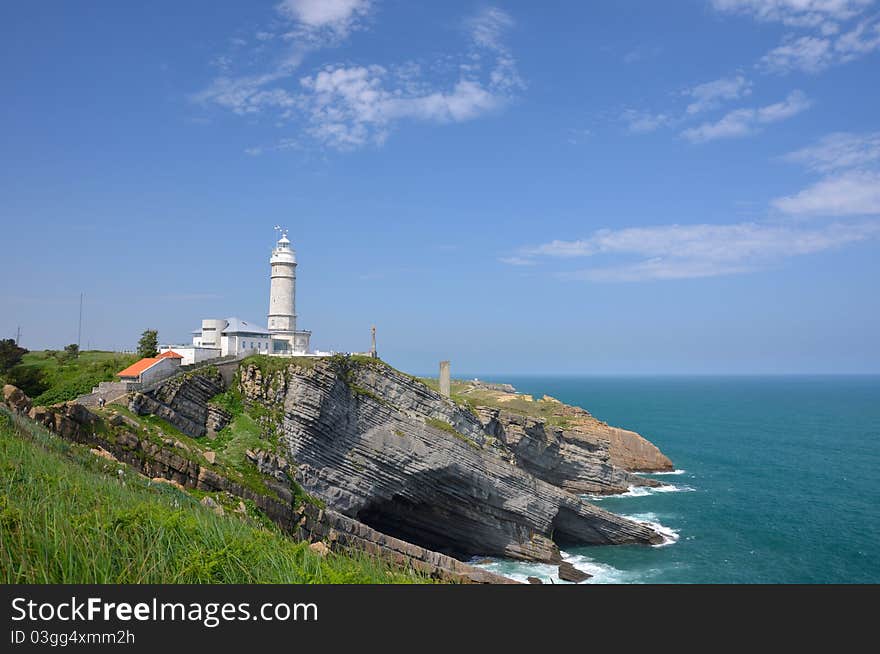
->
467;374;880;583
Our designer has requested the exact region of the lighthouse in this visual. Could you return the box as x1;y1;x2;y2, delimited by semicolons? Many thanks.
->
267;228;310;354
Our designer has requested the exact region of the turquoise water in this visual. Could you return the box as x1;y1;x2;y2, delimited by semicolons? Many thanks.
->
473;376;880;583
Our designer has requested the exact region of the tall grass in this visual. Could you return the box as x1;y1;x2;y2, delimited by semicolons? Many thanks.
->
0;409;428;584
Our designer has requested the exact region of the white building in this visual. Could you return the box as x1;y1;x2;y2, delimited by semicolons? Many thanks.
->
181;229;313;359
118;351;183;385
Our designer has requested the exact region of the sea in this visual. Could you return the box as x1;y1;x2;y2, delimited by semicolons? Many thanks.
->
471;375;880;584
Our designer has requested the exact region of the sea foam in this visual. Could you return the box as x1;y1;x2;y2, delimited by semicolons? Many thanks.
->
620;512;680;547
471;553;632;584
584;482;694;501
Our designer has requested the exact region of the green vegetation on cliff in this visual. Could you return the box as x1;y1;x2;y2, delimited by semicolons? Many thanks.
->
0;408;427;584
420;377;575;428
2;350;137;407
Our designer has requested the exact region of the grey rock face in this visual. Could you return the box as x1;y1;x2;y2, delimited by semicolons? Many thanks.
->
206;403;232;434
129;369;225;437
238;358;664;563
477;407;652;495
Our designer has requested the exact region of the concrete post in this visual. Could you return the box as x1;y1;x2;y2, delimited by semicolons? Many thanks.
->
439;360;451;398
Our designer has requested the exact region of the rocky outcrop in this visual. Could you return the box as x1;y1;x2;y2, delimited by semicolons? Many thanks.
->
471;380;517;393
237;358;664;563
477;407;658;495
3;384;31;415
129;369;225;437
206;403;232;435
537;400;673;472
27;401;101;441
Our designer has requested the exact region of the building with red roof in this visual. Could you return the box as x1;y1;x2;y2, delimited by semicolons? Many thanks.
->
118;350;183;385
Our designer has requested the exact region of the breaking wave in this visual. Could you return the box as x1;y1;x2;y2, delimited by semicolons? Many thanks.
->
470;552;638;584
620;511;680;547
584;482;695;501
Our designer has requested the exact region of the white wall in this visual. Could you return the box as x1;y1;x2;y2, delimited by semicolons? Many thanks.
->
159;347;220;366
200;319;226;349
139;357;180;385
268;261;296;333
228;334;271;356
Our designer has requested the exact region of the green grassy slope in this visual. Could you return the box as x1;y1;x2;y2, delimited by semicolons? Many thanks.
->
10;350;138;406
0;409;427;584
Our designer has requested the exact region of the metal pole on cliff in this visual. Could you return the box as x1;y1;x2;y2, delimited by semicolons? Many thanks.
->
77;293;83;354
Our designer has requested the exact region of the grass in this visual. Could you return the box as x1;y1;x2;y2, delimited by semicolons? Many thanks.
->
204;381;320;507
7;350;138;406
0;408;428;584
241;354;317;375
421;377;577;428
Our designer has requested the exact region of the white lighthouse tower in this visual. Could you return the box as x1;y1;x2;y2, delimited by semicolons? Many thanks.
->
268;227;310;354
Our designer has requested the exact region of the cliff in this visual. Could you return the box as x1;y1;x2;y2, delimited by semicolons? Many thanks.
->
437;379;673;473
233;356;665;560
3;356;674;580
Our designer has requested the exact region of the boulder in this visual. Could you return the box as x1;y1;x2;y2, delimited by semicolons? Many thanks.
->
308;541;330;557
3;384;31;415
558;561;592;583
527;576;543;585
151;477;185;491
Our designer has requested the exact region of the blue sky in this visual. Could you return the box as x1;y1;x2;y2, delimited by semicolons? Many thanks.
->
2;0;879;374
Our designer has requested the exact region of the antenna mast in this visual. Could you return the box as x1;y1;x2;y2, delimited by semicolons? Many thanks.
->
77;293;83;353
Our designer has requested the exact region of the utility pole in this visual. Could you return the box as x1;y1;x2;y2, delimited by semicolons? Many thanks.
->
77;293;83;356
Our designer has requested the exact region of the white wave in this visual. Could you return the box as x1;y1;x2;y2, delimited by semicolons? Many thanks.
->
620;512;680;547
470;552;634;584
646;469;687;476
583;482;694;501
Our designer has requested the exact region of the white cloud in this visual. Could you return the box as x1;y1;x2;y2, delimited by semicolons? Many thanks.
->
620;109;672;133
773;170;880;215
192;0;355;116
759;35;835;72
276;0;371;38
685;75;753;114
498;256;536;266
713;1;880;73
466;6;515;51
298;66;503;148
291;7;520;149
244;137;302;156
681;90;810;142
782;131;880;171
505;221;879;281
835;15;880;57
711;0;872;30
192;72;298;115
195;4;521;150
758;17;880;73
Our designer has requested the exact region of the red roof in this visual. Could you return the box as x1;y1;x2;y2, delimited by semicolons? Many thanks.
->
117;357;160;379
157;350;183;359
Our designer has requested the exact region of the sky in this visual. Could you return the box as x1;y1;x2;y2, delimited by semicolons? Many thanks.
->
1;0;879;375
